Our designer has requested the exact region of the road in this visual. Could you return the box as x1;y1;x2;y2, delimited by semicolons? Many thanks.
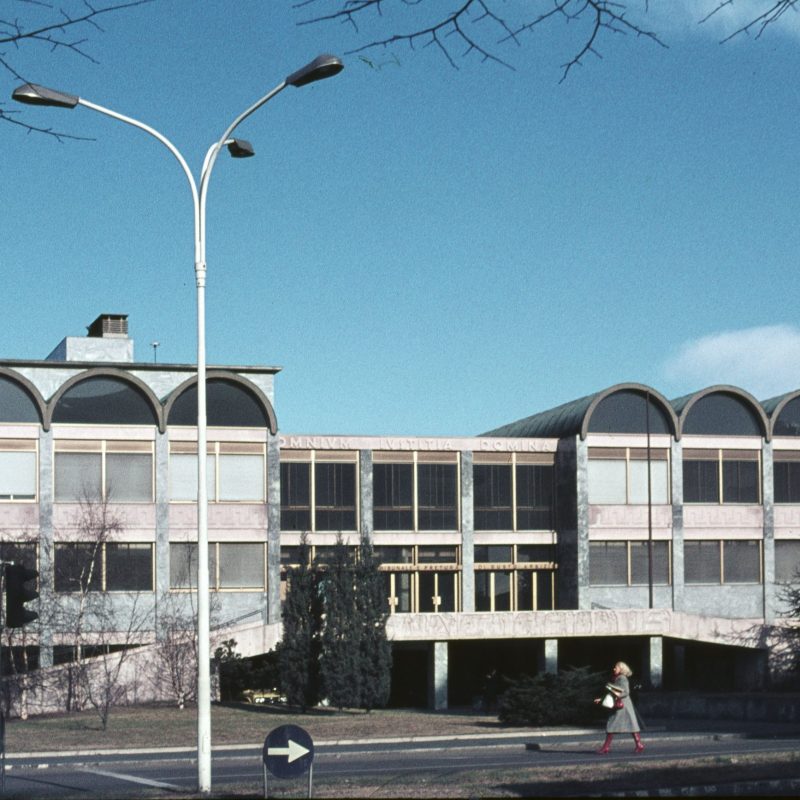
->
2;729;799;797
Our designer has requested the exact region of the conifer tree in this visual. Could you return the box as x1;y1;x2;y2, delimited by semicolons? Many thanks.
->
278;533;321;711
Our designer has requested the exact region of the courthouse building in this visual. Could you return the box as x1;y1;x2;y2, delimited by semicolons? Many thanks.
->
0;314;798;707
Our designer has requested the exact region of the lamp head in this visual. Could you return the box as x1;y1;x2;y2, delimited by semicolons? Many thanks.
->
227;138;255;158
285;54;344;88
12;83;79;109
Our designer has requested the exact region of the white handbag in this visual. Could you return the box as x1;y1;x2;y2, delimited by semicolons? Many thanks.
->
601;692;615;709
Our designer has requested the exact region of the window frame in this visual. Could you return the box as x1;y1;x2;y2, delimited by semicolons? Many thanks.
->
0;441;38;502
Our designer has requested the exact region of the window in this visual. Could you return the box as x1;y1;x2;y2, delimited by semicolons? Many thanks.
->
417;463;458;530
373;463;413;530
55;441;153;502
279;454;357;531
169;542;265;590
774;453;800;504
516;464;555;529
589;541;671;586
684;540;761;584
474;464;512;530
588;448;669;505
683;450;760;504
776;541;800;582
474;543;556;611
376;545;459;613
54;541;153;592
169;442;265;503
0;442;36;500
0;542;37;573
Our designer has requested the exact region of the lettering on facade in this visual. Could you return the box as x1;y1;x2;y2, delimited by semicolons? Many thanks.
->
278;435;556;453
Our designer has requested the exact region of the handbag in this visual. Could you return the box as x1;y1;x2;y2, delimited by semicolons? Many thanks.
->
614;697;624;709
601;693;615;709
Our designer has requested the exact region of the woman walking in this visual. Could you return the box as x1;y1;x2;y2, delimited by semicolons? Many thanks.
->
594;661;644;754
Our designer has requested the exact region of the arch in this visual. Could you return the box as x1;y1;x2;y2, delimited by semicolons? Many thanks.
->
674;385;769;441
583;383;678;440
164;372;277;433
766;390;800;438
0;368;46;424
47;369;163;431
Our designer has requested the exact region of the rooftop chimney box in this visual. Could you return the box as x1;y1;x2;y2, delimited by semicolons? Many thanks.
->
87;314;128;338
46;313;134;363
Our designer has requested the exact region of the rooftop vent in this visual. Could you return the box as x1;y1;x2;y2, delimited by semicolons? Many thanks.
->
87;314;128;339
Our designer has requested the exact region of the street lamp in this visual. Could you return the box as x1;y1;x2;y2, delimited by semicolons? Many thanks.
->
13;53;343;794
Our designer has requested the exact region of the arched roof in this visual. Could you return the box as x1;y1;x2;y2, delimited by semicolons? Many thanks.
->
762;389;800;438
671;385;769;441
163;371;277;433
46;369;164;432
0;368;46;424
482;383;678;440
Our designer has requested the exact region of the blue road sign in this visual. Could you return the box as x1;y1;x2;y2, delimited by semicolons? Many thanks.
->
263;724;314;779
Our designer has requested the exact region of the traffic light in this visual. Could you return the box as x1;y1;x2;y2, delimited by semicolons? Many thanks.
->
5;563;39;629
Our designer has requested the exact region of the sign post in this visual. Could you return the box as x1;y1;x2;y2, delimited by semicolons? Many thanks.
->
262;724;314;798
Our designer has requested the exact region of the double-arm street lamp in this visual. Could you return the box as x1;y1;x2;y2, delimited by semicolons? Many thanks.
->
13;53;343;794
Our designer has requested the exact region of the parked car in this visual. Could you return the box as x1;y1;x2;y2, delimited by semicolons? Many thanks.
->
239;688;285;705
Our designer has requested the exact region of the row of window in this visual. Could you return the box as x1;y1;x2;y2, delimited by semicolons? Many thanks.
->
589;539;763;586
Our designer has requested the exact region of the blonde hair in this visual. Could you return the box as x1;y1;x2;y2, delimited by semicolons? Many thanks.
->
615;661;633;677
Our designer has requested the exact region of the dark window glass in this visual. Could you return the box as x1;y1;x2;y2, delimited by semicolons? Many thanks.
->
475;571;491;612
516;570;534;611
775;462;800;503
536;570;555;610
106;543;153;591
373;545;413;564
494;571;511;611
418;546;457;564
517;544;556;563
474;464;512;530
280;546;303;566
516;465;554;529
315;463;356;530
683;460;720;503
722;460;759;503
589;542;627;585
417;463;457;530
0;377;40;423
474;545;513;563
776;541;800;582
167;380;268;427
280;462;311;531
589;390;671;435
775;398;800;437
52;377;157;426
682;393;762;437
629;541;670;585
723;540;761;583
684;541;721;584
438;572;456;612
0;543;36;573
373;463;413;530
54;543;102;592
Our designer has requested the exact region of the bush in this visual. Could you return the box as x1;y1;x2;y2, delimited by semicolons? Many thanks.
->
498;665;606;726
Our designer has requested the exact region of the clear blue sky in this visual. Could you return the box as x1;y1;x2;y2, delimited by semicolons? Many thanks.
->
4;1;800;436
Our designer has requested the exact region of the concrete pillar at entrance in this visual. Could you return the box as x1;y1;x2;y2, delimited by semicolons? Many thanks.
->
428;641;448;711
538;639;558;674
646;636;663;689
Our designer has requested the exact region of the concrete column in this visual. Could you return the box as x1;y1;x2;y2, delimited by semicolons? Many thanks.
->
646;636;663;689
575;438;591;610
538;638;558;674
152;430;170;641
460;451;474;613
360;449;373;544
670;438;684;612
37;427;53;668
762;439;775;623
266;433;282;625
428;641;448;710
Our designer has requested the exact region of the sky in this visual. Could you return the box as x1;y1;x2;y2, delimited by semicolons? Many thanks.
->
3;0;800;437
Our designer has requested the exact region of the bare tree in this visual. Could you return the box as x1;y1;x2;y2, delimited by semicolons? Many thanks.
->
1;0;153;138
296;0;798;81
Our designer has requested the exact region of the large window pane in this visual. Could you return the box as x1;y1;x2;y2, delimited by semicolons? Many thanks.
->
589;542;627;585
0;451;36;500
55;453;101;502
106;453;153;502
219;455;264;501
588;460;626;504
474;465;512;530
280;462;311;531
629;460;669;504
315;462;356;531
722;460;759;504
683;460;720;504
218;543;265;588
775;462;800;504
170;543;198;589
776;541;800;582
373;463;413;530
630;541;670;585
106;543;153;590
417;463;458;530
516;464;554;529
54;543;102;592
684;541;721;583
723;540;760;583
169;454;215;501
475;572;491;611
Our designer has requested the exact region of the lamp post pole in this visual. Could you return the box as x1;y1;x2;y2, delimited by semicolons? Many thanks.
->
12;55;343;793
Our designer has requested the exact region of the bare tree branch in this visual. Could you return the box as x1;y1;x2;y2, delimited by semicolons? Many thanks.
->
0;0;154;138
702;0;799;42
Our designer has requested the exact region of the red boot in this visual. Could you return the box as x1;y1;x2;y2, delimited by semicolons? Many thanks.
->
597;733;613;754
633;732;644;754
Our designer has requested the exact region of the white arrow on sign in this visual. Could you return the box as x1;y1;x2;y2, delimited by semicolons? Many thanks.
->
267;739;310;764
